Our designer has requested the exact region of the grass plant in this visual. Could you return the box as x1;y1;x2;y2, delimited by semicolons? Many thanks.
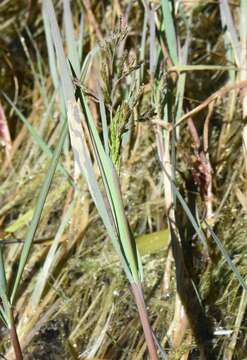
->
0;1;247;359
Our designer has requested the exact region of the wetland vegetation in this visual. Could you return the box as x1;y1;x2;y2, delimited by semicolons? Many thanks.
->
0;0;246;359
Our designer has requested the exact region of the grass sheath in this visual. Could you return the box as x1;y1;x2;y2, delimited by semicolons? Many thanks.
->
131;283;158;360
9;308;23;360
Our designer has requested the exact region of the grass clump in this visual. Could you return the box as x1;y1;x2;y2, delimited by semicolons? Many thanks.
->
0;1;246;359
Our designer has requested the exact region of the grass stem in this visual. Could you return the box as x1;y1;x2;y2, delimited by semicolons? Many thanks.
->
9;308;23;360
131;282;158;360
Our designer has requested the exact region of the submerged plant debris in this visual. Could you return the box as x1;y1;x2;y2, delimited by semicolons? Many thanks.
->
0;1;247;359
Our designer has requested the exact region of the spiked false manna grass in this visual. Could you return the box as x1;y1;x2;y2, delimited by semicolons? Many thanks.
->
43;0;159;358
1;1;159;357
1;1;247;359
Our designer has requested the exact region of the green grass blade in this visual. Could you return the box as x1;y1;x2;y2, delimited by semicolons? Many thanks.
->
43;3;59;90
205;221;247;292
10;119;68;304
44;0;120;257
80;46;99;82
2;92;78;191
67;101;133;282
174;24;190;124
46;0;142;283
160;0;178;65
31;199;75;306
137;10;147;85
99;91;109;154
0;292;11;328
219;0;241;66
160;162;208;249
170;65;237;72
161;161;247;292
241;0;247;45
63;0;80;77
44;0;74;103
0;249;10;326
66;101;117;239
43;1;67;130
78;12;84;63
0;249;7;296
68;59;142;282
77;86;141;282
0;305;8;327
149;5;156;78
25;25;49;106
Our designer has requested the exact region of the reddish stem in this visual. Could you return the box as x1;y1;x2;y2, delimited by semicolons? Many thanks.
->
131;282;158;360
9;308;23;360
